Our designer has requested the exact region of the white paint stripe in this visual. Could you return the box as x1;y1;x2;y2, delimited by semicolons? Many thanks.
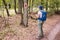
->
48;23;60;40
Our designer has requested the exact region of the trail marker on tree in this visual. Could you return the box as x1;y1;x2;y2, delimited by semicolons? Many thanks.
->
23;0;28;27
24;3;28;9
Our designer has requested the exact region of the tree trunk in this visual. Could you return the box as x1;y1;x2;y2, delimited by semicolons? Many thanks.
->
30;0;33;12
2;0;10;16
46;0;48;12
28;0;30;13
18;0;24;25
18;0;23;14
41;0;43;5
56;3;59;11
14;0;17;14
23;0;28;27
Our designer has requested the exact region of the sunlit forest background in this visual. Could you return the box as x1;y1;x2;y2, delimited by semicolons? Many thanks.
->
0;0;60;16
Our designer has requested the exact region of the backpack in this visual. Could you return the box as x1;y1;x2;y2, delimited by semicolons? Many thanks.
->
38;10;47;21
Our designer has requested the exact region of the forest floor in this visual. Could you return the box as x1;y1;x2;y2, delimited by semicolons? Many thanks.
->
0;14;60;40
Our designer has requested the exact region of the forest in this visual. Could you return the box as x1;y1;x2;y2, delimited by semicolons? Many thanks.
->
0;0;60;40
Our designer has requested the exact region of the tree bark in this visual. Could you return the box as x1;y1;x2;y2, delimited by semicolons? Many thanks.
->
30;0;33;12
23;0;28;27
14;0;17;14
46;0;48;12
18;0;24;25
18;0;23;14
2;0;10;16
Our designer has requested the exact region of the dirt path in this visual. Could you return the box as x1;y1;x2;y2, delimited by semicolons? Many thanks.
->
41;22;60;40
48;22;60;40
0;15;60;40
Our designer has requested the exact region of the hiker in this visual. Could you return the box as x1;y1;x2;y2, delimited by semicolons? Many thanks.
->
37;5;47;39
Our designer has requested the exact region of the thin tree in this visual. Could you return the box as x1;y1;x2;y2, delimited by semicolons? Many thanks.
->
2;0;10;16
14;0;17;14
30;0;33;12
46;0;48;12
56;0;59;11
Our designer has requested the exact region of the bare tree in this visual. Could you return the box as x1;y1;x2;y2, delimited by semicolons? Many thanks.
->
30;0;33;12
2;0;10;16
14;0;17;14
46;0;48;11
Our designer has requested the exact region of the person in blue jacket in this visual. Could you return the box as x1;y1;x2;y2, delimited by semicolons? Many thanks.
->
37;5;47;39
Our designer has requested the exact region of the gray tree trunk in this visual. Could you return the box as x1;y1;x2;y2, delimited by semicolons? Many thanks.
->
23;0;28;27
18;0;23;14
18;0;24;25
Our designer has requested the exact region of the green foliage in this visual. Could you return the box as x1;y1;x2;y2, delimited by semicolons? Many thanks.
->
0;0;60;15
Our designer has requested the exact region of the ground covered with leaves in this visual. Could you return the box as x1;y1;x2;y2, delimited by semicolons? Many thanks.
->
0;14;60;40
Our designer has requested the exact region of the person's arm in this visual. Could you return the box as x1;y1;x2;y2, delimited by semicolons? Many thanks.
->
36;11;40;19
